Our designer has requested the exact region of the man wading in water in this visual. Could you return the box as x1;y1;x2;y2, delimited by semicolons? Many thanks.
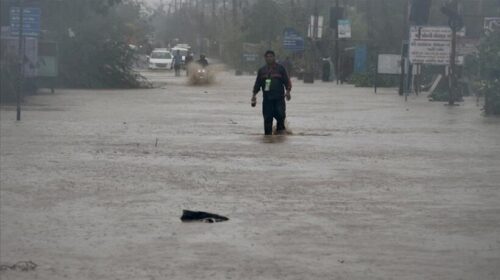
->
251;50;292;135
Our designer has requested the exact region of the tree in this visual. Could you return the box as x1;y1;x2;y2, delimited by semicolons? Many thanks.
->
52;0;149;88
478;29;500;115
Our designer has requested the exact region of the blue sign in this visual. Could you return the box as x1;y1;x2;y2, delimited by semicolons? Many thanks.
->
283;28;305;52
354;45;367;73
10;7;41;37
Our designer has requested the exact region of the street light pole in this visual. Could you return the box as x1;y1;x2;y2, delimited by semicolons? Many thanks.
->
442;0;462;106
16;0;25;121
399;0;409;97
335;0;340;84
449;21;457;105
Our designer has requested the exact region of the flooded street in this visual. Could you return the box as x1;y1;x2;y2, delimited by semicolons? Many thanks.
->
1;71;500;280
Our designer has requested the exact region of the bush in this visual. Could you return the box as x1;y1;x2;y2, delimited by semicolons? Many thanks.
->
349;72;399;88
480;79;500;115
0;58;18;103
478;29;500;115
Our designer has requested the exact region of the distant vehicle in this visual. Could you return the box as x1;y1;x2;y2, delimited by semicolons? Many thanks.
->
188;64;214;85
148;49;173;70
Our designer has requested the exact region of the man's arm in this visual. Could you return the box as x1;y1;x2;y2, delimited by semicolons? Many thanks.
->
253;69;262;96
281;65;292;101
281;65;292;92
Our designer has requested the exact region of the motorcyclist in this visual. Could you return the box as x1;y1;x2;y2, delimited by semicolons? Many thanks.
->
197;54;209;68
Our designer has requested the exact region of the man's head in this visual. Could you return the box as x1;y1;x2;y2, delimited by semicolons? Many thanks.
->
200;54;206;59
264;50;276;65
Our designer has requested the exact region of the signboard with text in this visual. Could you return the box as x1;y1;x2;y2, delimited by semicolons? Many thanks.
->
283;28;305;51
409;26;462;65
338;19;351;39
10;7;41;37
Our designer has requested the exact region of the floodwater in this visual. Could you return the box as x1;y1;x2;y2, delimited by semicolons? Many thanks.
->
1;70;500;280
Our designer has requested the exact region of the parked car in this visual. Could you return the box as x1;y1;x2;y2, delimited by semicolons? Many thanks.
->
148;49;173;70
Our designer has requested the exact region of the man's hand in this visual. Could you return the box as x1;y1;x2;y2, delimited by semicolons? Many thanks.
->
251;95;257;107
285;90;291;101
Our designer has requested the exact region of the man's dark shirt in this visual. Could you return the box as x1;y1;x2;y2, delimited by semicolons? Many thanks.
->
253;63;292;100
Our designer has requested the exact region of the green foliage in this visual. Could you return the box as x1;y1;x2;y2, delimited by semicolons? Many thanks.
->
56;0;149;88
349;72;399;88
242;0;283;44
42;0;149;89
0;56;19;103
478;29;500;115
428;90;451;102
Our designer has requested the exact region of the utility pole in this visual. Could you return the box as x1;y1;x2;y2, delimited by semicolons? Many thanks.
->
232;0;237;24
448;0;458;106
223;0;227;23
335;0;340;84
441;0;462;105
17;0;25;121
212;0;216;19
399;0;409;96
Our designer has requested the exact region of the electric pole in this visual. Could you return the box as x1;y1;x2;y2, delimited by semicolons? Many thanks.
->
335;0;340;84
232;0;237;24
449;0;458;106
17;0;25;121
441;0;463;106
399;0;409;96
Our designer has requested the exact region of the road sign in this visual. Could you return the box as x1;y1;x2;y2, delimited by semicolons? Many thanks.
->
378;54;402;75
10;7;41;37
409;26;462;65
283;28;305;51
338;19;351;39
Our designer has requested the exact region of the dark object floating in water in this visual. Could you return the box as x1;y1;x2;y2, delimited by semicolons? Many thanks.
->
181;210;229;223
0;261;37;272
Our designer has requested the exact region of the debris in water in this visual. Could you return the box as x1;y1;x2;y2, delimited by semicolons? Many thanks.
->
180;210;229;223
0;261;38;272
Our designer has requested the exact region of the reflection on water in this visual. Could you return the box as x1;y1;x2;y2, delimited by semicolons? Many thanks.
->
261;135;288;144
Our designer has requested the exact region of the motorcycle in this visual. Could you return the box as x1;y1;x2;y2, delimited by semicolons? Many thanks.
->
189;64;213;85
195;68;209;84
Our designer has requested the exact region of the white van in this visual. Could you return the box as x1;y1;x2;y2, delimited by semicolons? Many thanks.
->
148;49;173;70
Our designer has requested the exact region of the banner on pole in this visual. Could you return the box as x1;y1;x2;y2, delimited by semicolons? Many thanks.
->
338;19;351;39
